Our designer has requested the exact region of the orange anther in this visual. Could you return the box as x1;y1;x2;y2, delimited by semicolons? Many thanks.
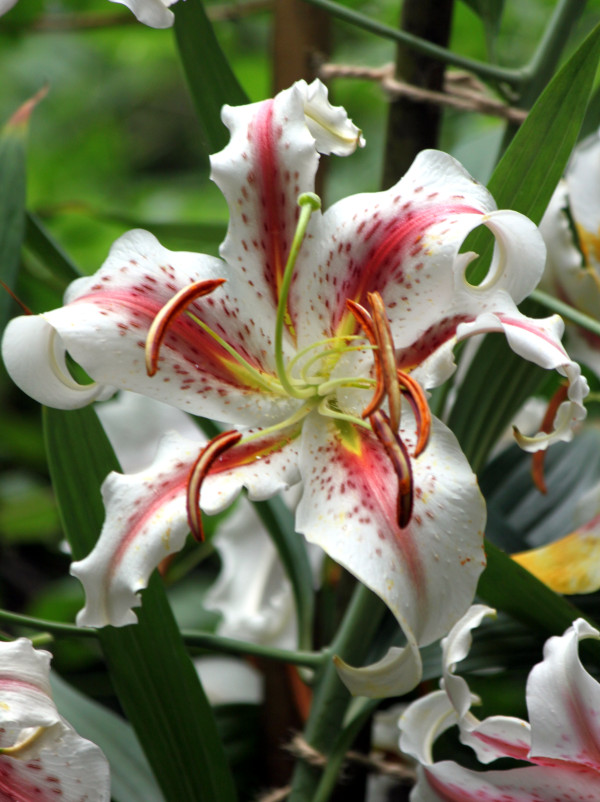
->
145;278;226;376
187;429;242;542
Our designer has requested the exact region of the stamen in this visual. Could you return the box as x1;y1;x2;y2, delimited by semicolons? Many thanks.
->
368;292;402;433
345;298;385;418
0;281;31;315
531;383;569;494
145;279;226;376
397;370;431;457
370;410;413;528
187;429;242;542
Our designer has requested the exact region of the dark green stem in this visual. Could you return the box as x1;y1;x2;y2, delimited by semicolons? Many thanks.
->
0;608;325;668
288;582;387;801
382;0;455;185
300;0;524;86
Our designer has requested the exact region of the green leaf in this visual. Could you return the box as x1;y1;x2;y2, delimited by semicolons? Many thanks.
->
173;0;248;156
468;20;600;286
25;212;82;285
477;540;600;666
44;405;237;802
0;90;46;328
252;495;315;651
460;0;505;58
49;673;162;802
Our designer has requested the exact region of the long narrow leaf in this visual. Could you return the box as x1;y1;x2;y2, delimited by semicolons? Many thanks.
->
44;405;237;802
467;21;600;285
0;91;46;328
173;0;248;156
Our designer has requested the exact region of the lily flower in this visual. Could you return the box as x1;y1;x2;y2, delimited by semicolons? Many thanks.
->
540;128;600;378
0;638;110;801
400;605;600;801
2;80;587;696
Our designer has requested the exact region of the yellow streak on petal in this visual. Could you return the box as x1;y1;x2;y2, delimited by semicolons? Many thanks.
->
513;530;600;594
335;419;362;456
577;223;600;269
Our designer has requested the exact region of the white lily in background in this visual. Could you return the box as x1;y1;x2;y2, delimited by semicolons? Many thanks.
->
540;129;600;377
0;0;179;28
0;638;110;801
2;79;587;697
400;606;600;801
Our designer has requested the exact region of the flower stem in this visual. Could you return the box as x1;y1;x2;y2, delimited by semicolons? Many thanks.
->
300;0;524;86
288;581;387;801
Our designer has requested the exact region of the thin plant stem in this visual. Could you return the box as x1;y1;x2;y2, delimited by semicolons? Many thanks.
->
0;608;325;668
288;581;387;800
300;0;525;86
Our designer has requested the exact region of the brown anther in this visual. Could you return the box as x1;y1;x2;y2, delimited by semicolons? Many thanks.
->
145;278;226;376
531;383;569;494
370;410;413;528
397;369;431;457
346;298;386;418
368;292;402;433
187;429;242;542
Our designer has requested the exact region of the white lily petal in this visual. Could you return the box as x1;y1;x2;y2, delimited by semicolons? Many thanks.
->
107;0;177;27
440;604;496;719
2;315;115;409
335;640;422;699
295;78;365;155
71;431;203;627
0;0;18;14
297;411;486;698
527;618;600;769
205;499;298;649
0;640;110;802
399;690;460;766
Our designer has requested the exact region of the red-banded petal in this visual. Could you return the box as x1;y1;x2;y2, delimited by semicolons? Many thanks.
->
457;311;588;450
295;407;486;697
413;761;600;802
527;618;600;770
71;428;301;628
211;81;360;329
0;639;109;802
4;229;299;426
292;150;545;355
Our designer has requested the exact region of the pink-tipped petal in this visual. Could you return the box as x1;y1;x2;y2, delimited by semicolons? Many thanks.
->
71;427;301;628
296;408;486;697
0;639;110;802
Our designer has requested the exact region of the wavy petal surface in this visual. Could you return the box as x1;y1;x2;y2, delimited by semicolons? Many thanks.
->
292;151;545;362
296;408;486;696
457;310;588;449
0;639;110;802
527;618;600;770
12;229;300;426
72;428;301;627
